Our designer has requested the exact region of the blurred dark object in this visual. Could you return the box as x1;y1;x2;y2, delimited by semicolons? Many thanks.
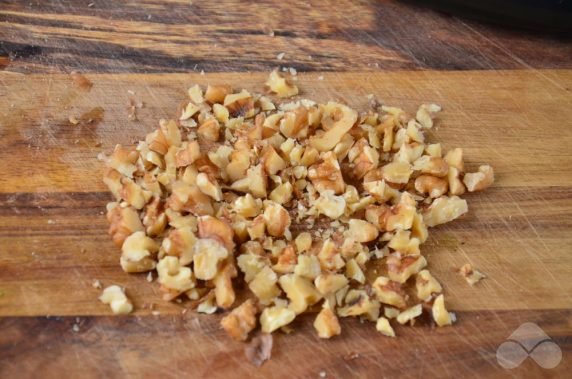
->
404;0;572;34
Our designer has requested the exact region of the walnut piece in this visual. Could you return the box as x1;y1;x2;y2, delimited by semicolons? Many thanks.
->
221;299;258;341
99;285;133;314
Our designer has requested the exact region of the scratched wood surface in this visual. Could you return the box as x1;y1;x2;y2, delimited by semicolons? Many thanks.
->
1;0;572;377
1;0;572;73
1;71;572;378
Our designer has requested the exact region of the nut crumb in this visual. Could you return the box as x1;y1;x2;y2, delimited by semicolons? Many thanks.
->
459;263;486;286
276;52;285;60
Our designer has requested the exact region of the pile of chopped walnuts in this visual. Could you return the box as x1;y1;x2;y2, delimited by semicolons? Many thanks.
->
101;70;494;341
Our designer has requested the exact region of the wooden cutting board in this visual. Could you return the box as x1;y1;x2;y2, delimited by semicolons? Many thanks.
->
1;70;571;377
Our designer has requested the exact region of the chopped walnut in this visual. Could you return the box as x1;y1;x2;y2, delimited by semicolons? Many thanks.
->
314;308;341;339
99;285;133;314
106;203;144;247
260;305;296;333
416;269;443;301
221;299;258;341
279;274;322;314
459;263;486;285
432;294;453;326
266;70;298;98
347;219;379;243
396;304;422;325
308;151;346;195
463;165;494;192
376;317;395;337
423;196;468;227
120;231;158;273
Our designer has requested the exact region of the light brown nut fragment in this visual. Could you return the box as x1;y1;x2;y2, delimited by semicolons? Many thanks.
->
375;317;395;337
397;304;422;325
221;299;258;341
348;138;380;179
196;173;223;201
213;261;238;309
143;197;167;237
345;259;365;284
463;165;494;192
167;181;214;216
423;196;468;227
447;167;466;196
198;215;235;252
192;238;228;280
337;289;380;321
308;152;346;195
109;144;138;177
157;256;195;295
234;194;262;218
459;263;486;286
260;305;296;333
120;231;158;273
99;285;133;314
444;148;464;171
416;269;443;301
107;203;144;247
279;107;310;139
411;212;428;243
381;161;412;184
261;146;287;175
269;182;293;205
279;274;322;314
226;150;251;182
412;156;448;177
295;232;312;253
180;102;200;121
273;245;297;274
314;308;341;339
247;215;266;240
387;255;427;283
372;276;407;308
162;226;196;265
213;103;230;123
120;177;151;210
347;219;379;243
432;294;453;327
237;253;266;283
425;143;442;157
266;70;298;98
249;266;281;305
309;102;357;152
415;175;448;198
384;307;400;319
388;230;420;255
416;103;441;129
317;239;345;271
188;84;204;104
103;168;123;200
294;255;321;280
314;273;348;296
363;180;400;203
198;118;221;142
232;164;267;199
313;190;346;219
224;90;255;118
263;202;291;238
205;84;232;104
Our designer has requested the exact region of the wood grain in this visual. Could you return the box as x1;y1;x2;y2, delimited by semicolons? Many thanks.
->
1;70;572;376
1;310;571;378
1;0;571;74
